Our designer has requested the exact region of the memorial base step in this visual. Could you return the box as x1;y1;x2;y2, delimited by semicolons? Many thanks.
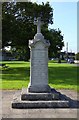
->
12;88;69;108
12;99;69;109
21;88;59;100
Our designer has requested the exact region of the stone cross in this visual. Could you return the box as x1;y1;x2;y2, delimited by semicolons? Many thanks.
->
28;18;50;93
34;17;44;33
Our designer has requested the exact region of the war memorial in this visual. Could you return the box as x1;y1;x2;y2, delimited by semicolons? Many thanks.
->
12;17;69;108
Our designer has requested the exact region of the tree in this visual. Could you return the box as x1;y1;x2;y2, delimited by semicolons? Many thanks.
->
42;28;64;58
75;52;79;60
2;2;53;46
2;2;64;60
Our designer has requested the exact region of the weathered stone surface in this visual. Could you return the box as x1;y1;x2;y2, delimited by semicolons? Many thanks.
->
21;88;59;100
28;35;50;92
28;19;50;93
12;88;69;108
28;84;51;93
12;98;69;109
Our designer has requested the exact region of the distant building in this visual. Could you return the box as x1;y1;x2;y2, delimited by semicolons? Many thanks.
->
60;52;75;60
0;50;15;61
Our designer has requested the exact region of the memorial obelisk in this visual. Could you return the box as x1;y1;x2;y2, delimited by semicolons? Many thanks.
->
28;17;51;93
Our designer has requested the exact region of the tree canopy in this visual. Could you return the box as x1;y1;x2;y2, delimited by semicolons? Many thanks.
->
75;52;79;60
2;2;64;60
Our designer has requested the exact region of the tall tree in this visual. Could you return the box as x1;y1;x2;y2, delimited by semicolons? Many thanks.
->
2;2;64;60
2;2;53;46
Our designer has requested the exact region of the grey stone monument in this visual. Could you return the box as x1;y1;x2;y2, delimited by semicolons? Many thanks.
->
28;17;51;93
12;17;69;108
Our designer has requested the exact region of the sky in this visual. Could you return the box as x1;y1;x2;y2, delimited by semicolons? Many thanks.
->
50;2;77;53
31;0;77;53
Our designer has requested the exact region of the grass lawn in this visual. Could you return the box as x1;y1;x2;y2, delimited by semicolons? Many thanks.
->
0;61;78;91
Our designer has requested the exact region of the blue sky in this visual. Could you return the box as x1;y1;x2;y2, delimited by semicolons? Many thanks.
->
49;2;77;53
32;1;77;53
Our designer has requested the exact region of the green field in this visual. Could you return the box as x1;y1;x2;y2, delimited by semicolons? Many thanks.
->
0;61;78;91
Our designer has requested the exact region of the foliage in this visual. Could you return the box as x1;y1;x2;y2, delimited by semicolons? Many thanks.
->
2;2;64;60
42;28;64;58
75;52;79;60
2;2;53;46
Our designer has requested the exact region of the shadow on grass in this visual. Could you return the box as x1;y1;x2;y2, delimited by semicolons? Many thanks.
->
2;64;78;89
2;67;30;81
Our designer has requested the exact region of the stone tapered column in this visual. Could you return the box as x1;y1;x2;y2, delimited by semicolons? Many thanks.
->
28;33;51;92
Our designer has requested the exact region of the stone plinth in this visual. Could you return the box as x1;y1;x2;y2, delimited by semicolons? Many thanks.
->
12;88;69;108
21;88;59;101
12;100;69;109
28;33;51;93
